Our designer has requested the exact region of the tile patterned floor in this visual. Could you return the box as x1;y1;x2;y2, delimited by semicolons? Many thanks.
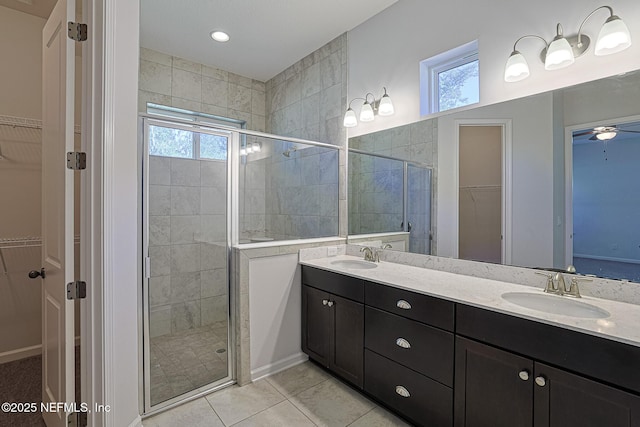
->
150;322;229;406
144;361;411;426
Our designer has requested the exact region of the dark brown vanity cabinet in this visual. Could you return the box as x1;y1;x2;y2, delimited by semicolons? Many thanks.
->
455;306;640;427
364;281;455;427
301;267;364;388
301;266;640;427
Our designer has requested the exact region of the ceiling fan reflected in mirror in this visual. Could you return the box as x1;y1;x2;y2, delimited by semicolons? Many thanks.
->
573;125;640;141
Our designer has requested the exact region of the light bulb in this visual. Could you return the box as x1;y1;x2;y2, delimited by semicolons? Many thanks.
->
545;36;575;70
253;142;261;152
595;16;632;56
343;108;357;127
378;93;394;116
240;147;247;156
504;51;530;82
246;143;254;153
360;102;374;122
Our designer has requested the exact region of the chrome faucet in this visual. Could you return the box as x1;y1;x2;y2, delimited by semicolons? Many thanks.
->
382;243;392;250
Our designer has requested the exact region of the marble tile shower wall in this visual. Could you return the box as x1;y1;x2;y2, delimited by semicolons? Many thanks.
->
348;154;403;235
349;119;438;252
148;157;228;337
265;146;339;240
138;48;266;131
265;34;348;238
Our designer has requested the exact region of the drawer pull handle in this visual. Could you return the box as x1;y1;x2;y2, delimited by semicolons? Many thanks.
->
535;376;546;387
327;300;334;307
518;370;529;381
395;385;410;398
322;299;328;306
396;300;412;310
396;338;411;349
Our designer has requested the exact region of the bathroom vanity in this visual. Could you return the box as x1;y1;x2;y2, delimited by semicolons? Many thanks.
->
299;257;640;427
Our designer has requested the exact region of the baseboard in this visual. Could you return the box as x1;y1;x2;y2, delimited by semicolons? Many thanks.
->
0;344;42;364
0;336;81;365
250;352;309;382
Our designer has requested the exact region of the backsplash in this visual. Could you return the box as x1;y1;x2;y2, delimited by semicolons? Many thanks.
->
300;244;640;305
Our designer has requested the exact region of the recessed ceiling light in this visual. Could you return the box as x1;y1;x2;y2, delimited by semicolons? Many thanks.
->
210;31;230;43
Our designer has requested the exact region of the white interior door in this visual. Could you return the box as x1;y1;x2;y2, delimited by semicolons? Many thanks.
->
42;0;75;425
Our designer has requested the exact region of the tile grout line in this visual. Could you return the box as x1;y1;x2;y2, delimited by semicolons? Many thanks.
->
345;406;378;427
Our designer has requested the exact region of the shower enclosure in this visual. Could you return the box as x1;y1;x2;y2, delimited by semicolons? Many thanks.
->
348;149;432;254
140;114;340;413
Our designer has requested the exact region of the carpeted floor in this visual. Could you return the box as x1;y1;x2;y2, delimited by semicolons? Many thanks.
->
0;355;46;427
0;347;79;427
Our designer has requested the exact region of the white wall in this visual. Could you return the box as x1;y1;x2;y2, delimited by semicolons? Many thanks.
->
573;137;640;261
0;6;45;119
347;0;640;137
249;254;307;380
437;93;554;268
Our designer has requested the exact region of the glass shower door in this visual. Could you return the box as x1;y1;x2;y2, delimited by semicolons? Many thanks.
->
142;118;233;410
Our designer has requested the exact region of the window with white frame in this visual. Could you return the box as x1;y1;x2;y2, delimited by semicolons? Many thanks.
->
420;40;479;115
146;104;243;160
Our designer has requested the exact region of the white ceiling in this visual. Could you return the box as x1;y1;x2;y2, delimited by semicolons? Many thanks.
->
140;0;397;82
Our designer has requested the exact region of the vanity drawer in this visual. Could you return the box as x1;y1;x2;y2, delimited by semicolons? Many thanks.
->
365;349;453;427
365;307;454;386
365;281;454;331
302;266;364;303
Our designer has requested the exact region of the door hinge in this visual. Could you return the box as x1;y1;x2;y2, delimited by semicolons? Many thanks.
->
67;22;88;42
67;152;87;170
67;281;87;300
67;411;88;427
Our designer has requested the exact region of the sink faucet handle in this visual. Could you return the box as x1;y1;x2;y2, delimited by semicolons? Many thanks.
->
567;277;592;298
535;272;556;293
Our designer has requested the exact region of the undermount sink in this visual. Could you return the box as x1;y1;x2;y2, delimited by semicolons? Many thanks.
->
330;260;378;270
501;292;610;319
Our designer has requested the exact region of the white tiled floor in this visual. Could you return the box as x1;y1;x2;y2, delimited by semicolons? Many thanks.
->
143;361;410;427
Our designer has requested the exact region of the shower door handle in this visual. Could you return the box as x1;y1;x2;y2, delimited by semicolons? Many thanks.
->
28;268;46;279
400;221;412;232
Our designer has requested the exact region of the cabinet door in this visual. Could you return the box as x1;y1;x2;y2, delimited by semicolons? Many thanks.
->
331;293;364;388
534;362;640;427
455;337;533;427
302;285;332;367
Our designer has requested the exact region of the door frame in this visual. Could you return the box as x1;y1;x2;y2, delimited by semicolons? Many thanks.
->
563;113;640;268
453;119;513;265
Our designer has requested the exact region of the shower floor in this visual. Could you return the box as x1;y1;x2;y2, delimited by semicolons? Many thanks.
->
149;321;229;406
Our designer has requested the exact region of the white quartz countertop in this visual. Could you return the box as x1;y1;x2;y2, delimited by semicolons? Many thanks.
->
299;255;640;348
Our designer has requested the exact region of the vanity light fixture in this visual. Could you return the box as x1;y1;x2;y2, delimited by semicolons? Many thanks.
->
504;5;632;82
343;87;394;128
210;30;230;43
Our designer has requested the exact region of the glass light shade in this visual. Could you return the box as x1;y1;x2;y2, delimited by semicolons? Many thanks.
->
246;143;254;153
596;131;617;140
504;51;530;82
595;16;632;56
378;94;394;116
360;102;375;122
253;142;261;152
343;108;357;127
545;37;575;70
239;147;247;156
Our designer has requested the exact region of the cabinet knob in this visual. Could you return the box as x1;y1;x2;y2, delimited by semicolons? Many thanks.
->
322;299;328;306
396;338;411;349
396;300;412;310
327;301;334;307
518;370;529;381
395;385;411;398
535;376;547;387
